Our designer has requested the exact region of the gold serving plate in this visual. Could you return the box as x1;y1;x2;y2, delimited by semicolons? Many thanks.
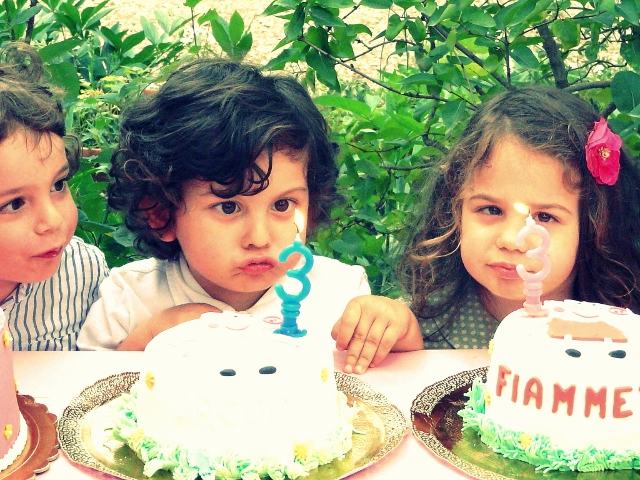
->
58;372;408;479
2;395;59;480
411;367;640;480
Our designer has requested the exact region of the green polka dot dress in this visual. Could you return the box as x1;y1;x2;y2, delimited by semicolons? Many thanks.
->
421;289;498;349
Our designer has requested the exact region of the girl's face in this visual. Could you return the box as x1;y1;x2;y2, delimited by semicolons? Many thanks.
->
0;130;78;301
163;149;309;311
459;136;580;318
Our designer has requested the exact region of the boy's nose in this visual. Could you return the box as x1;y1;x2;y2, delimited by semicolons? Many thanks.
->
34;200;64;234
243;217;271;249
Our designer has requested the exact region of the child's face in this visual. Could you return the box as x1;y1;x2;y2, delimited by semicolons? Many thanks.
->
460;136;580;311
163;149;309;311
0;130;78;300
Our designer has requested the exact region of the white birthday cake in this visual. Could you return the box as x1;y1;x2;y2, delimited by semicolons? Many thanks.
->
0;310;28;472
112;312;357;479
460;300;640;472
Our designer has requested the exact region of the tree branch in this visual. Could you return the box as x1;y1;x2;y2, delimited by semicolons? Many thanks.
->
298;36;447;101
431;24;510;89
537;23;568;89
564;80;611;92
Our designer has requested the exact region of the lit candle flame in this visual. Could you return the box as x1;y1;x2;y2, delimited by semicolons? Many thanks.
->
514;202;529;215
294;209;305;235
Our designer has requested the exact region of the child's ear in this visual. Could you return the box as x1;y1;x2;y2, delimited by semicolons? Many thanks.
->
139;197;177;242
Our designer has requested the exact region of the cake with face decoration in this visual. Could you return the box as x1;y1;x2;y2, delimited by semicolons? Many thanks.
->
460;299;640;472
0;310;28;472
112;311;357;479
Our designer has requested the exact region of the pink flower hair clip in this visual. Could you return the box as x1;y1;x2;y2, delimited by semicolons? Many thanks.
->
585;117;622;186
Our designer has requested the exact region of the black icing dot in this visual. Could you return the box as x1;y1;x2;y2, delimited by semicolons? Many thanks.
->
609;350;627;359
220;369;236;376
565;349;581;358
259;366;277;375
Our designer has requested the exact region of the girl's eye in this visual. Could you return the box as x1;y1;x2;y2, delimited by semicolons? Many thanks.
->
480;206;502;216
535;212;556;223
214;201;239;215
274;199;291;212
52;179;67;192
0;198;25;214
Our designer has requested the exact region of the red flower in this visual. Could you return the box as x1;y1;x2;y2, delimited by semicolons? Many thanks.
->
585;118;621;186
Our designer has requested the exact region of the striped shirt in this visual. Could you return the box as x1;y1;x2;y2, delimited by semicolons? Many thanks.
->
2;237;109;351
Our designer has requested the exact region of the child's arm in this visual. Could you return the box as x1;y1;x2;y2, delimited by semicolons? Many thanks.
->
331;295;423;374
117;303;221;351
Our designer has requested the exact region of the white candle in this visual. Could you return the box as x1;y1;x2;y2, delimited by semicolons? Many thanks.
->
515;206;551;317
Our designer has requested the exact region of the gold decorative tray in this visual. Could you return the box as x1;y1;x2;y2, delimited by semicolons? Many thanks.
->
58;372;408;479
411;367;639;479
2;395;59;480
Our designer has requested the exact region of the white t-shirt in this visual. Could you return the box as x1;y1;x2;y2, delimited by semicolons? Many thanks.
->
77;254;370;350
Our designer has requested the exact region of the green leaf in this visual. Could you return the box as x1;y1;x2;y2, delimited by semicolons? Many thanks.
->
621;36;640;70
285;3;306;41
46;62;80;100
264;46;304;71
510;45;539;69
551;18;580;50
121;31;146;54
305;49;339;90
9;5;42;26
385;14;406;41
427;3;459;25
315;95;371;117
440;99;466;132
466;10;496;28
317;0;355;7
493;0;537;29
356;158;382;178
310;6;345;27
360;0;393;8
37;39;82;62
407;18;426;43
229;11;245;44
611;71;640;113
140;16;161;44
616;0;639;26
329;235;363;256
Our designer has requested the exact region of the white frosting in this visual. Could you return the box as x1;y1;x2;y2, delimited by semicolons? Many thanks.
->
135;312;348;461
485;300;640;450
0;415;27;472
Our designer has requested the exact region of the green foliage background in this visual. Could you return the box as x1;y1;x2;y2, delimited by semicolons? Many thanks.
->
7;0;640;296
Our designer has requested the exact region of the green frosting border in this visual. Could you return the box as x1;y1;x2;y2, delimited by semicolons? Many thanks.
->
112;386;357;480
459;378;640;473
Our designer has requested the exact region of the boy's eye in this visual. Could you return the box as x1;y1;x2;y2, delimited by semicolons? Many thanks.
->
0;198;25;214
480;206;502;216
274;199;291;212
52;179;67;192
214;201;239;215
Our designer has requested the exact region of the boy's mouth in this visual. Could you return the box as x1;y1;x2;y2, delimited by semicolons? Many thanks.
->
240;258;276;274
34;246;64;259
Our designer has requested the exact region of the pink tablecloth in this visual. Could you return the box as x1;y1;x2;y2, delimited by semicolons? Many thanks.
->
13;349;490;479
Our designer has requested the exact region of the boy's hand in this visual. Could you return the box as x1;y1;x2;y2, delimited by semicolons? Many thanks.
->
331;295;423;374
117;303;221;351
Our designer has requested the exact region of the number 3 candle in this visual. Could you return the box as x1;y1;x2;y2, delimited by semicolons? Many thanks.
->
274;209;313;337
515;204;551;317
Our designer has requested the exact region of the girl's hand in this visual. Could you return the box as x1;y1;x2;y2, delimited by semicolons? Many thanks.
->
331;295;423;374
117;303;222;351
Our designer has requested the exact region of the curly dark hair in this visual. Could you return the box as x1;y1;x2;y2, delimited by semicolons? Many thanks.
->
0;42;79;174
398;85;640;335
109;57;340;259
